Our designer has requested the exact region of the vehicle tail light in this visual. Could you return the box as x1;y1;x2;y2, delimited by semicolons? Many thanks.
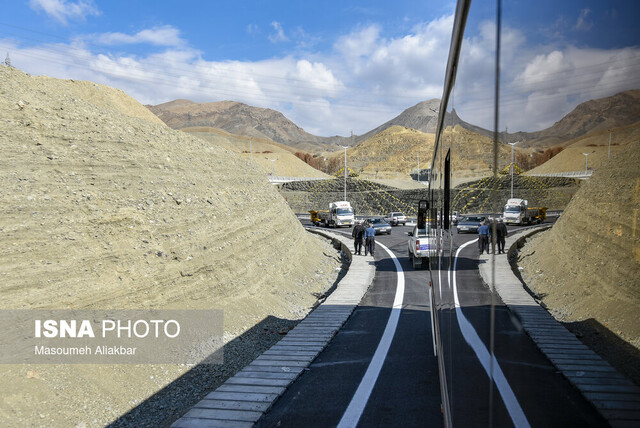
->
416;240;420;252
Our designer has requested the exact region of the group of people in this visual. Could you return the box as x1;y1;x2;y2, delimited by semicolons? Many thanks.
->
351;217;508;258
351;220;376;257
478;218;508;254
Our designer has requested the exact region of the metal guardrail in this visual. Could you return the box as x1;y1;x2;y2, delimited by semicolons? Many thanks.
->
527;171;593;179
267;176;329;183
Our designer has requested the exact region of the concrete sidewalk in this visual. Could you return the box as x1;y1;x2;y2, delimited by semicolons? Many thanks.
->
478;226;640;427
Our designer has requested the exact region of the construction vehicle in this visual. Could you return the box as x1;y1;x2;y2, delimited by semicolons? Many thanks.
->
503;198;547;225
310;201;354;228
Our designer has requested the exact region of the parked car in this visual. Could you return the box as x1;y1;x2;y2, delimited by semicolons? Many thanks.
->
385;212;407;226
367;218;392;235
456;215;486;234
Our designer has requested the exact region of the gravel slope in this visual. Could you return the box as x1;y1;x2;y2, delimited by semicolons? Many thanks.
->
0;66;341;427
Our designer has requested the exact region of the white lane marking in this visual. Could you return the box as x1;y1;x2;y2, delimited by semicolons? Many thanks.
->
337;241;404;428
452;239;530;428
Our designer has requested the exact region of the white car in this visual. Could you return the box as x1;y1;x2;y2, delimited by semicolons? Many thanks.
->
386;212;407;226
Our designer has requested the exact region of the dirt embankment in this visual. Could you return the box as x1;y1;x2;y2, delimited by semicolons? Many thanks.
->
0;66;341;426
518;141;640;379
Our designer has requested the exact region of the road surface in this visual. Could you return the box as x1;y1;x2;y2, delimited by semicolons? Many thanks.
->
256;221;604;427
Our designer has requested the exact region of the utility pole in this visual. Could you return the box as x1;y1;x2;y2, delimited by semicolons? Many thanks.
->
507;141;519;199
417;153;420;182
608;130;612;159
250;137;253;163
270;158;277;176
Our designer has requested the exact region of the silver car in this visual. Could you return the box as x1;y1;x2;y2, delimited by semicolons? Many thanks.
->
456;215;486;234
367;218;392;235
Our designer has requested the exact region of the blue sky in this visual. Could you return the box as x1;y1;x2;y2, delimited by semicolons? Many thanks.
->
1;1;639;136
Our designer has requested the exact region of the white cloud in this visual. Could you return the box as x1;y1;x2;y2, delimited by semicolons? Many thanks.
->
269;22;289;43
29;0;100;25
335;25;381;59
91;26;185;47
332;15;452;104
574;8;593;32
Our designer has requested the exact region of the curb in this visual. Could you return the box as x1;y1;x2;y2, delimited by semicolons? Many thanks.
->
478;226;640;427
171;229;376;427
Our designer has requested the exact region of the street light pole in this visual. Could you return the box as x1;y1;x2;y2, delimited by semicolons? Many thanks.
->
507;141;519;199
270;158;276;176
582;152;592;174
340;145;349;201
417;153;420;182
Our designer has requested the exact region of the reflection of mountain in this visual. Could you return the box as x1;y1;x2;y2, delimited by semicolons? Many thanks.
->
521;89;640;148
447;89;640;149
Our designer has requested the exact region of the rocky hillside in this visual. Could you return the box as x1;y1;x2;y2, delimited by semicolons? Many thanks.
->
0;65;340;427
342;125;511;180
519;141;640;354
147;99;352;152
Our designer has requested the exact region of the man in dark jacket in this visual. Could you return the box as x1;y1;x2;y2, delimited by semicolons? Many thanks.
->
496;218;508;254
352;220;365;255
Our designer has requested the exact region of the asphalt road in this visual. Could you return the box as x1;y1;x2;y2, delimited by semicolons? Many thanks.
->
256;221;604;427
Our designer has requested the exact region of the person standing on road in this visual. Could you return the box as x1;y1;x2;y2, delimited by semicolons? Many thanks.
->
478;220;490;254
352;220;365;255
496;218;508;254
364;221;376;257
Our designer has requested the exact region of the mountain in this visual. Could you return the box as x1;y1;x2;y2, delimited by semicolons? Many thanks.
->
358;99;441;142
147;99;351;152
148;89;640;159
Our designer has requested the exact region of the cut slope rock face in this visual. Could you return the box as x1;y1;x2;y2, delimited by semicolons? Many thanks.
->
0;66;340;426
519;141;640;350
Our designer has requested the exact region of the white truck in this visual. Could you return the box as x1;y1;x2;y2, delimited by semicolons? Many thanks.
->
310;201;355;228
503;198;547;225
407;225;437;269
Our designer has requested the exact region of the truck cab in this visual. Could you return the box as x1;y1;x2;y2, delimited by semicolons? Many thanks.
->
503;198;527;225
316;201;354;228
